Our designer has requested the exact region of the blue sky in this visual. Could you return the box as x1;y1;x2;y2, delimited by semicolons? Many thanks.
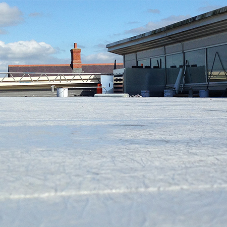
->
0;0;226;71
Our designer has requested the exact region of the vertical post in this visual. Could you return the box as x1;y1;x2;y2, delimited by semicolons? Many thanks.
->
205;48;208;83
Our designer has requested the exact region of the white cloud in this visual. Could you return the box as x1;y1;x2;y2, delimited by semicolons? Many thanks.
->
198;5;222;12
147;9;160;14
0;2;23;27
0;29;7;35
78;44;86;49
94;43;106;49
127;21;140;25
125;15;191;35
29;12;43;17
0;40;56;60
82;52;123;64
0;40;67;72
0;61;10;72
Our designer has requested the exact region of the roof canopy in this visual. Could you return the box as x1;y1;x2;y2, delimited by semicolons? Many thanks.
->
107;6;227;55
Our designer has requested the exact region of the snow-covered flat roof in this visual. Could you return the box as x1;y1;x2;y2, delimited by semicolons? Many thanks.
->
0;97;227;226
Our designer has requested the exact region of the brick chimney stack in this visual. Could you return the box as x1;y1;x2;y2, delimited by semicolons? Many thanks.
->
70;43;82;73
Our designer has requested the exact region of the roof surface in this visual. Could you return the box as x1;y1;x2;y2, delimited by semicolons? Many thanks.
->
8;63;123;74
1;97;227;226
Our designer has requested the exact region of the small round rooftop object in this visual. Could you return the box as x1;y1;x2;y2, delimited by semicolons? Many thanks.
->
57;87;68;97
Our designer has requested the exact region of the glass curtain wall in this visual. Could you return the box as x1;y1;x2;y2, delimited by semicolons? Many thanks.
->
166;53;183;84
184;49;206;83
207;44;227;82
138;59;150;68
151;56;165;69
138;57;166;68
136;43;227;85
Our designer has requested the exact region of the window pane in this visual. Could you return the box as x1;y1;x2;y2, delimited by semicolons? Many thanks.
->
185;49;206;83
166;53;183;84
166;53;183;68
138;59;150;68
151;56;165;69
207;45;227;82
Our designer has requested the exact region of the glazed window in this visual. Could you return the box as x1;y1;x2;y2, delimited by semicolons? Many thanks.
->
151;56;165;69
166;53;183;84
184;49;206;83
166;53;183;68
207;44;227;82
137;59;150;68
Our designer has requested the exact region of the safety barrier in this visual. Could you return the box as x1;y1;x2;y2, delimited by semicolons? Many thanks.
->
0;72;102;89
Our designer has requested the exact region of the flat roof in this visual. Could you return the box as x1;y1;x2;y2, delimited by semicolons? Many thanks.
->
1;97;227;226
107;6;227;55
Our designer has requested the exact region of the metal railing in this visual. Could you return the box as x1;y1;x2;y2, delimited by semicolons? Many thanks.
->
1;72;101;82
0;72;103;88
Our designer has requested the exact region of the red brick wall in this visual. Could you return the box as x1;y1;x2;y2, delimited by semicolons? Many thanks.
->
70;43;82;69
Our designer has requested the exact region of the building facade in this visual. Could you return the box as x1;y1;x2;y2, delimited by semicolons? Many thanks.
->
107;7;227;96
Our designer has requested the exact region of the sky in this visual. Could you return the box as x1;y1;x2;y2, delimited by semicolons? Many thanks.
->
0;0;226;72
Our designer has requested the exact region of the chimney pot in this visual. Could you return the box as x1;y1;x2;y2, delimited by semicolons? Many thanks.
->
74;43;77;49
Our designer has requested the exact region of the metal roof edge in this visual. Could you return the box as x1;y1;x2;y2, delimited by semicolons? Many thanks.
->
106;6;227;49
